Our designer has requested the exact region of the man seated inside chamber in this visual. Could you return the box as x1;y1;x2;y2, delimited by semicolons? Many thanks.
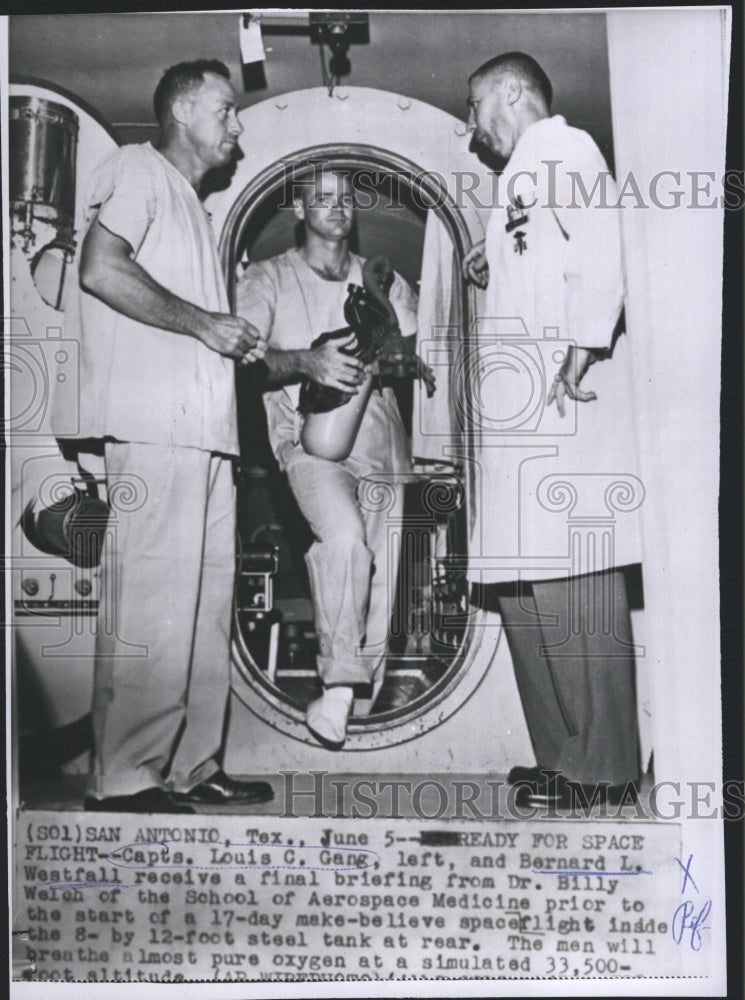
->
235;167;431;750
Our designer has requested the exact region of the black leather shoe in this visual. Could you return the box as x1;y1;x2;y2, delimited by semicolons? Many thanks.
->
514;776;639;812
84;788;194;814
173;769;274;805
513;774;572;811
508;764;548;784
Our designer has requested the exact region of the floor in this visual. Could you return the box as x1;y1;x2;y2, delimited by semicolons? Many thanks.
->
14;770;657;821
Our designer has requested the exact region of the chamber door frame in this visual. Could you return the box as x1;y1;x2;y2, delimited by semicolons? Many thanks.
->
206;88;497;749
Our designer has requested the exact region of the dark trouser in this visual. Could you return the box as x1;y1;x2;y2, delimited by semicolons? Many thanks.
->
497;570;640;786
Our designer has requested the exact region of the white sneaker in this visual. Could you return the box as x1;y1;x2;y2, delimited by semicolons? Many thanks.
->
306;687;354;748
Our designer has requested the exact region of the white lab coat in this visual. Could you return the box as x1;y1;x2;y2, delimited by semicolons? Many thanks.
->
469;116;644;584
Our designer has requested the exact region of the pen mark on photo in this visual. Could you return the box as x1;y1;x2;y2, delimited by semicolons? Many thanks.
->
40;881;131;890
672;899;712;951
672;853;710;951
531;869;652;876
674;853;699;894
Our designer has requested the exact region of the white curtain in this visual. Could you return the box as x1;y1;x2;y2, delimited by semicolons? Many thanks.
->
606;9;730;785
411;211;458;461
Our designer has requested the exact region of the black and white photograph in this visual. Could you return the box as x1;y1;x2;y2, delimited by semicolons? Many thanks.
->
4;6;740;997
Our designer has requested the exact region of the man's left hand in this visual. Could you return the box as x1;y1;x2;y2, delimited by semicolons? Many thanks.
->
547;345;598;418
418;358;437;397
396;334;436;396
462;240;489;289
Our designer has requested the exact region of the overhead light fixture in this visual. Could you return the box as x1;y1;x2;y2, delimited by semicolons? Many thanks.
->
309;12;369;93
308;11;370;47
240;10;370;95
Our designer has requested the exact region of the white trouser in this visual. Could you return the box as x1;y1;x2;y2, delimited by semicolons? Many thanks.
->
286;453;403;710
89;442;235;797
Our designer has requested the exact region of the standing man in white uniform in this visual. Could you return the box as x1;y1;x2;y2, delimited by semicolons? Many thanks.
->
236;169;420;748
463;53;644;809
53;60;274;812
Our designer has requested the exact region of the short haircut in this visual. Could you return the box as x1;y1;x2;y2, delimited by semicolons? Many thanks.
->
470;52;552;110
291;165;352;205
153;59;231;126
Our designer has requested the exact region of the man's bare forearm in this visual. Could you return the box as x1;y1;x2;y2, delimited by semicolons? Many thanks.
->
262;335;364;392
263;347;313;388
82;249;210;340
81;219;264;362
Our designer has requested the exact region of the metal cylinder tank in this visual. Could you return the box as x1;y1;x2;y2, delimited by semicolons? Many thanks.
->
10;96;79;228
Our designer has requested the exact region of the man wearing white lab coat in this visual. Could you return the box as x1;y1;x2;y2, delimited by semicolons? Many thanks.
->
464;53;644;809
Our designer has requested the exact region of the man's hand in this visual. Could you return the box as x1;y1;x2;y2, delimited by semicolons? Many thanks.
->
418;358;437;397
80;219;266;365
462;239;489;289
304;333;365;393
547;345;598;418
197;313;267;365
